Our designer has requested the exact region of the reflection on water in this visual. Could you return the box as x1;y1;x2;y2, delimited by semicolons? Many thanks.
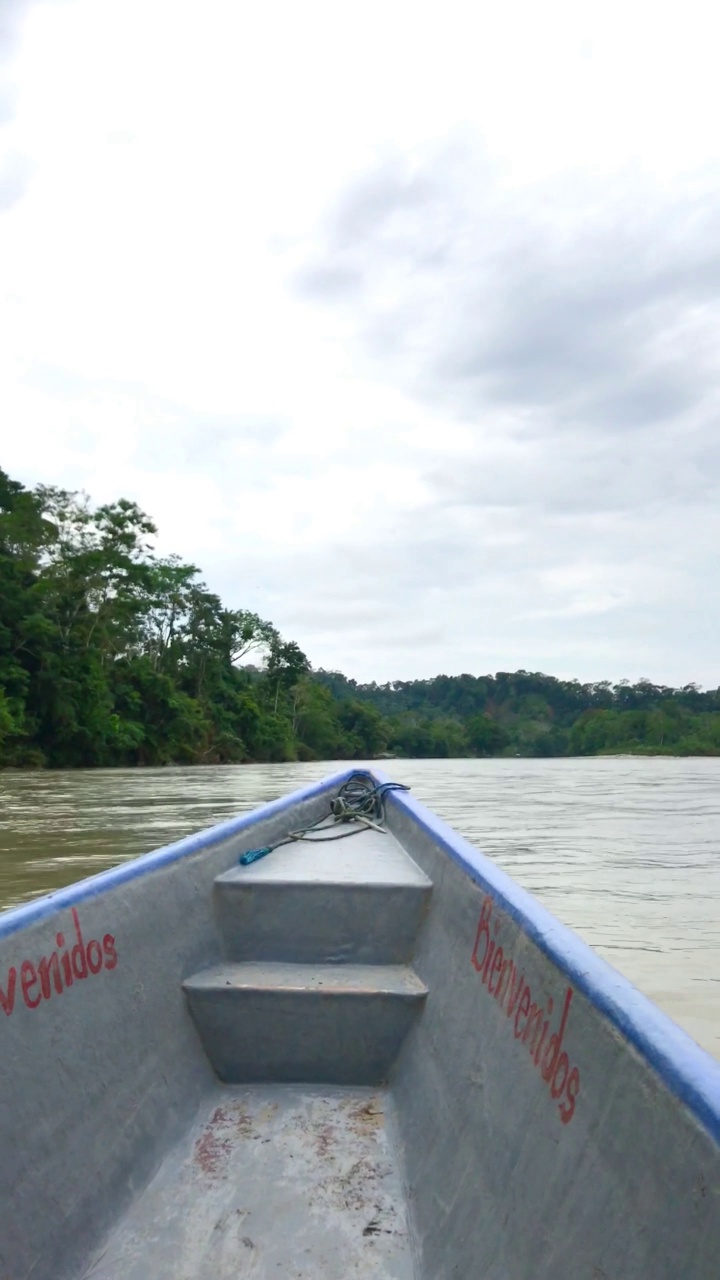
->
1;757;719;1060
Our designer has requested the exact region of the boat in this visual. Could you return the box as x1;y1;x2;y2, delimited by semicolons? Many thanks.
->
1;767;718;1279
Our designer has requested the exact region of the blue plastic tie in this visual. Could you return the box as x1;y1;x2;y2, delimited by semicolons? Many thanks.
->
239;846;273;866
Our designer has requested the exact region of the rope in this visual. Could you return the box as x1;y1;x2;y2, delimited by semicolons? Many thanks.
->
238;773;410;866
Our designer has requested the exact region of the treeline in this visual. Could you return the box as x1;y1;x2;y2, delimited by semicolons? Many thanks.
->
2;466;720;767
314;670;720;758
0;467;385;767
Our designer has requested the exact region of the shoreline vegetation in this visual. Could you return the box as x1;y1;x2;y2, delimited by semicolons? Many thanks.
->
2;468;720;770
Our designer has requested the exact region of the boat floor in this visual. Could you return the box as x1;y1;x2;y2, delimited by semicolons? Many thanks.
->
84;1085;416;1280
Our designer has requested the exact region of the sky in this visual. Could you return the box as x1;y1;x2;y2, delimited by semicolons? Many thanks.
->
1;0;719;687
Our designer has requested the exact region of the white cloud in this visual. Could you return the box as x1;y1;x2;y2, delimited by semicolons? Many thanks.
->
1;0;720;687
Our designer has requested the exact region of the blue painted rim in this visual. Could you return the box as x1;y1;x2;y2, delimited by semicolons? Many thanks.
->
371;767;720;1146
0;767;358;941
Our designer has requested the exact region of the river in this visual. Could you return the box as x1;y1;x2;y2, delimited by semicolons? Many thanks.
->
1;757;719;1060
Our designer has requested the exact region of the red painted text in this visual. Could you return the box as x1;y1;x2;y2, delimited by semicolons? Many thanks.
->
0;910;117;1017
471;894;580;1124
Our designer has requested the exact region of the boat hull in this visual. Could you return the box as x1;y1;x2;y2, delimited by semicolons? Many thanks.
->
0;767;718;1279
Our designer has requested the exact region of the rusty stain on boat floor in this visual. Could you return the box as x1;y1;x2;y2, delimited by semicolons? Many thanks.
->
83;1086;416;1279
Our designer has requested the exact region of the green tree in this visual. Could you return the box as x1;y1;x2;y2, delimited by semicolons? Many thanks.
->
336;699;388;758
266;638;310;714
466;713;507;756
291;679;342;759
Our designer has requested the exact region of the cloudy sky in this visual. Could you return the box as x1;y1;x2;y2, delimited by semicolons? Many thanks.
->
2;0;719;686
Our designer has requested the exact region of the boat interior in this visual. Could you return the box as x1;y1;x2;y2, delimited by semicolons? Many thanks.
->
2;770;718;1280
86;825;427;1279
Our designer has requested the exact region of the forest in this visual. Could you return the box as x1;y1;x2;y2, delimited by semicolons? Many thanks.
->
2;466;720;768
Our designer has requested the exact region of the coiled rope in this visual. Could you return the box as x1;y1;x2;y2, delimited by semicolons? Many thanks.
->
238;772;410;867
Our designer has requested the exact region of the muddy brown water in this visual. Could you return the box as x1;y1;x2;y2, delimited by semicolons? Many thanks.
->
1;757;718;1059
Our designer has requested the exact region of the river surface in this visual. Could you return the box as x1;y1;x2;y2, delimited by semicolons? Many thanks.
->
1;757;719;1060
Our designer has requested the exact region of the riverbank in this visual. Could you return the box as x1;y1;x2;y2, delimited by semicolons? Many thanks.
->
4;745;720;772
